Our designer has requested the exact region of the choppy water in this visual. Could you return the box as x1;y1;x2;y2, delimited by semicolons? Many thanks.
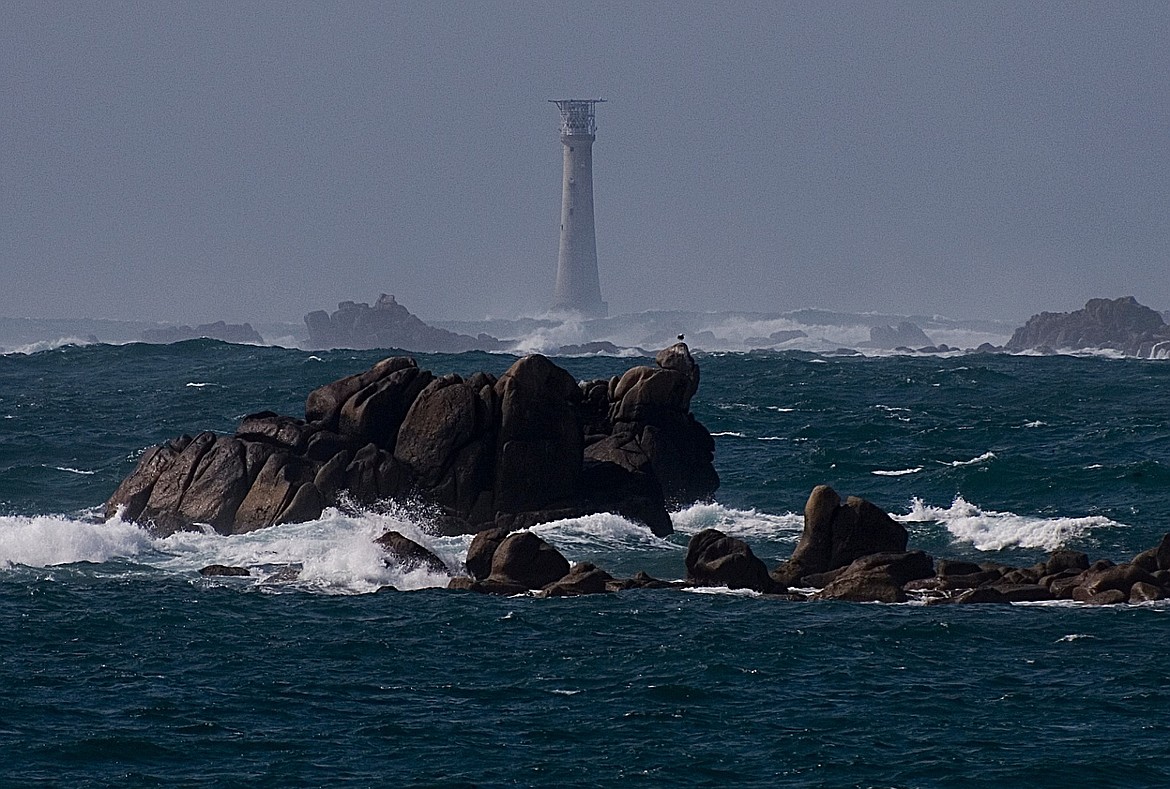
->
3;341;1169;786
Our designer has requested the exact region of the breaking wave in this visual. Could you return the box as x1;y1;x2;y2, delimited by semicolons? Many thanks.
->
900;495;1126;552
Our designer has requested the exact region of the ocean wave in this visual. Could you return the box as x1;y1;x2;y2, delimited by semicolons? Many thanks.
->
0;514;152;568
900;495;1125;551
940;451;997;467
530;512;677;555
154;508;457;594
0;508;458;594
670;502;803;541
872;467;923;476
3;336;97;356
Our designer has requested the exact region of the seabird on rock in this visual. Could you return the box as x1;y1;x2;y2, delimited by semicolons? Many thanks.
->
677;334;685;341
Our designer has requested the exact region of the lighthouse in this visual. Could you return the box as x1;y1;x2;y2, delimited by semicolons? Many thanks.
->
549;99;607;317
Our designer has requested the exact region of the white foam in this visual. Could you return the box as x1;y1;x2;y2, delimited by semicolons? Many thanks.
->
0;514;153;568
4;336;96;356
681;586;762;598
0;507;458;593
670;502;803;541
711;431;747;438
940;451;997;467
873;467;923;476
49;466;97;475
530;511;676;555
900;495;1125;551
154;507;456;594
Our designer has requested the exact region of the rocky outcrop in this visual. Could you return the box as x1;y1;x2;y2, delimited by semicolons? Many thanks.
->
866;322;933;349
105;344;718;539
141;321;264;345
771;485;908;586
685;529;783;593
304;294;504;352
1005;296;1170;357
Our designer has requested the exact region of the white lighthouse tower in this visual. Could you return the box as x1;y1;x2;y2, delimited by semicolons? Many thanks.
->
550;99;607;317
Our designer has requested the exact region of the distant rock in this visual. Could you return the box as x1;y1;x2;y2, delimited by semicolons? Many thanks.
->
866;322;933;349
1005;297;1170;358
304;294;505;352
141;321;263;345
745;329;808;348
552;341;645;356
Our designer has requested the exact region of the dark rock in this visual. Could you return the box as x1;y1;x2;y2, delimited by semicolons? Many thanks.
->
1083;589;1128;606
304;356;417;430
233;451;315;533
606;571;684;591
1129;581;1163;603
988;583;1052;602
486;532;571;590
108;347;718;542
1133;547;1159;573
236;412;316;452
198;564;250;577
1154;533;1170;572
952;587;1012;604
817;573;907;603
274;481;324;525
937;559;983;576
780;486;908;579
542;562;613;597
1080;563;1157;596
304;294;504;352
172;436;253;532
1045;550;1090;575
137;431;218;536
685;529;780;593
375;530;447;575
464;526;511;581
492;355;583;517
999;568;1041;585
814;551;932;603
103;435;192;521
1005;296;1170;358
446;576;527;595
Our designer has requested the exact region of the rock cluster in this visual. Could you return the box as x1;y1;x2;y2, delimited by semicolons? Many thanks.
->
304;294;504;352
105;344;718;539
1005;296;1170;358
198;484;1170;607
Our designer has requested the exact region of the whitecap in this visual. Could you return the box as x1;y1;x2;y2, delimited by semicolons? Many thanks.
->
899;495;1124;551
711;431;747;438
681;586;763;597
49;466;97;475
154;507;457;594
670;502;803;541
872;467;923;476
1057;633;1097;643
185;382;212;388
4;336;95;355
940;451;997;467
757;436;785;441
530;512;675;554
0;514;153;568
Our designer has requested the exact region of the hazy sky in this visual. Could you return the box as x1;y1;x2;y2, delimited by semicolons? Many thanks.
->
3;2;1168;324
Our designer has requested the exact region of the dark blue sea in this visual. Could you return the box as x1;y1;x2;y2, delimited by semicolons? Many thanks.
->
3;341;1170;787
